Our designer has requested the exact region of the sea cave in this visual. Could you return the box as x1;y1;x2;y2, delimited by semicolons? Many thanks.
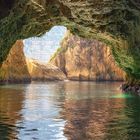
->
0;0;140;139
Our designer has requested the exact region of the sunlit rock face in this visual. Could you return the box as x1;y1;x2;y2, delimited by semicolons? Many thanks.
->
26;59;66;81
0;39;67;82
0;40;31;83
0;0;140;85
51;32;124;81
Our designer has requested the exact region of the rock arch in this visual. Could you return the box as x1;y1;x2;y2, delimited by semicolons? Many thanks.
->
0;0;140;87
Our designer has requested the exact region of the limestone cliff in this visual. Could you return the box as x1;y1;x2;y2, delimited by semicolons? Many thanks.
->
0;39;66;83
26;59;66;81
51;32;124;81
0;40;31;83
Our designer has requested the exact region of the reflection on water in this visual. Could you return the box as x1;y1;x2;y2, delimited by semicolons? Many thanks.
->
0;81;140;140
0;86;25;139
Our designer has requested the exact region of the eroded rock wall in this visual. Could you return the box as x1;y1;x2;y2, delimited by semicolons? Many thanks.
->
51;32;124;81
0;40;67;83
0;40;31;83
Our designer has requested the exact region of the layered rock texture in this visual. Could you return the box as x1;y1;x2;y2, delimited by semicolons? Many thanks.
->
0;40;66;83
26;59;66;81
0;0;140;89
0;40;31;83
51;32;124;81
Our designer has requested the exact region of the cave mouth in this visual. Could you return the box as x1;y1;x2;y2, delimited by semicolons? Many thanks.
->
22;24;124;82
23;26;67;63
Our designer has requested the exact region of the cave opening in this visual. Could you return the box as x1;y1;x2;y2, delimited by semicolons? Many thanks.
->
0;24;124;83
23;26;67;63
21;25;124;82
0;1;140;139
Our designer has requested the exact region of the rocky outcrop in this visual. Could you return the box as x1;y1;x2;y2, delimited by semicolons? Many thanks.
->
51;32;124;81
0;40;31;83
0;1;140;89
0;39;67;83
26;59;66;81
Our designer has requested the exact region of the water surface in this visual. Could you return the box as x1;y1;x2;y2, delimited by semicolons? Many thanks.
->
0;81;140;140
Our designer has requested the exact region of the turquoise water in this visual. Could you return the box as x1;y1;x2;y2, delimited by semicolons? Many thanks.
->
0;81;140;140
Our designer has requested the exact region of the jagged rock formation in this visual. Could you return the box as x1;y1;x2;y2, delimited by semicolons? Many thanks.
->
0;0;140;89
51;32;124;81
26;59;66;81
0;40;31;83
0;39;67;83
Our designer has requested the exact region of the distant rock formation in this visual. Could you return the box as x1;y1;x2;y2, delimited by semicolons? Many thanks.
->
26;59;66;81
0;40;66;83
0;34;124;83
51;32;124;81
0;40;31;83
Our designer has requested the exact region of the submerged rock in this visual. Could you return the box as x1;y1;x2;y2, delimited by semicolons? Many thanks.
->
0;40;31;83
51;32;124;81
121;84;140;95
26;59;66;81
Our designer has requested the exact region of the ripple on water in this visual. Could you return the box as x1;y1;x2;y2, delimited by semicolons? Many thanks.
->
0;81;140;140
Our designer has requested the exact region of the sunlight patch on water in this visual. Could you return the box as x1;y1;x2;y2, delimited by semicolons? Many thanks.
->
110;93;134;99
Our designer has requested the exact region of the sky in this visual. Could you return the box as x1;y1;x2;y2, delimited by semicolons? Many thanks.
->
23;26;67;63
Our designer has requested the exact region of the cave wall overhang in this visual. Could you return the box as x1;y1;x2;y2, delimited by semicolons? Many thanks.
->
0;0;140;84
